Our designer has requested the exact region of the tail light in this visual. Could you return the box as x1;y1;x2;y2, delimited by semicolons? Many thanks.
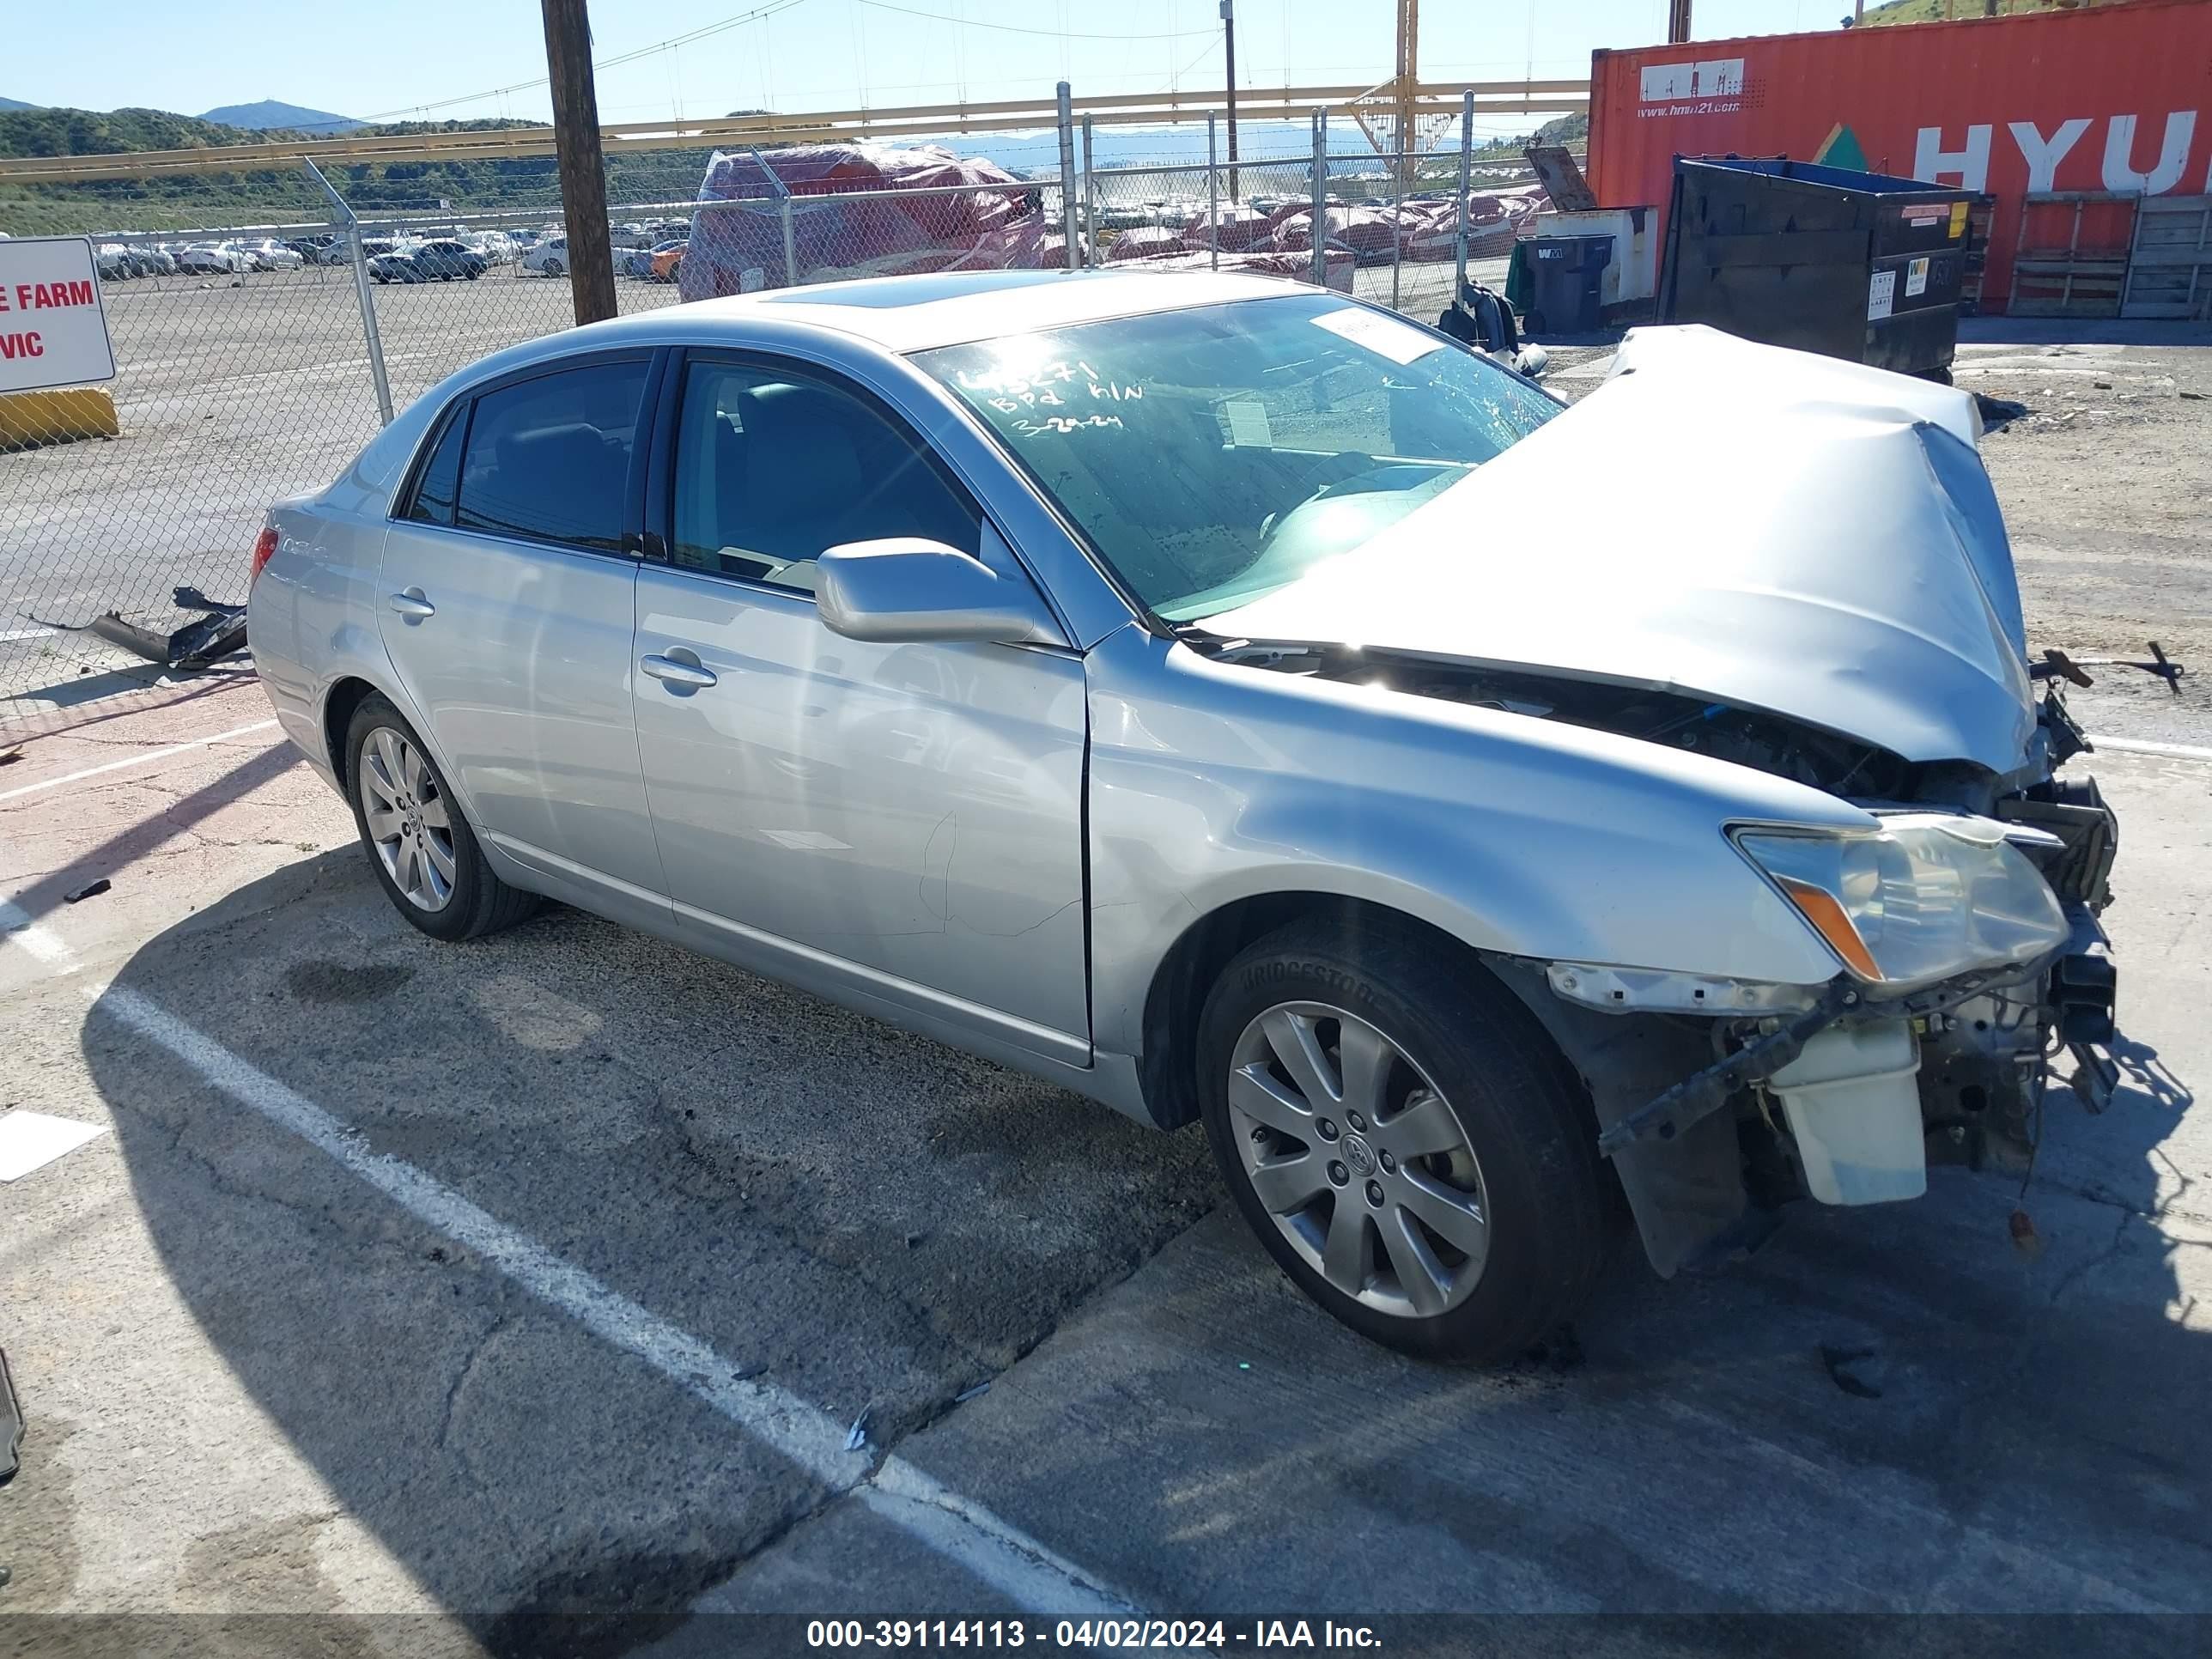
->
250;526;278;586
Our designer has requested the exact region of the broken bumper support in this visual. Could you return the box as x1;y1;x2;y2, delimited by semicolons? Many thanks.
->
1595;982;1857;1158
1595;936;2102;1161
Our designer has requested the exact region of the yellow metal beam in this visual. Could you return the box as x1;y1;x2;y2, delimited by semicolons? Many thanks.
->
0;76;1588;185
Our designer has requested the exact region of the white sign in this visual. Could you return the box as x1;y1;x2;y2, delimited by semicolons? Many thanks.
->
1868;269;1897;322
1311;305;1444;365
0;236;116;395
1638;58;1744;102
1905;256;1930;298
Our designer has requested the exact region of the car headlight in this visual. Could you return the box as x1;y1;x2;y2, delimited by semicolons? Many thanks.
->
1736;813;2068;991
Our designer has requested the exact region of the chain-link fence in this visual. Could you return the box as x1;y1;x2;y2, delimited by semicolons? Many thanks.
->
0;105;1553;710
679;180;1068;301
0;167;388;705
1079;126;1535;319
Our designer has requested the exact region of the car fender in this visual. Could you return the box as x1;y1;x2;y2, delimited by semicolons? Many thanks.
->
1083;625;1865;1060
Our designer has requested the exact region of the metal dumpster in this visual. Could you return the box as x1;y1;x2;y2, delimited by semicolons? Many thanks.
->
1657;156;1977;378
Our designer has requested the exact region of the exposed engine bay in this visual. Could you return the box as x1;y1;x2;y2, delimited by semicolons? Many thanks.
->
1213;634;2130;1274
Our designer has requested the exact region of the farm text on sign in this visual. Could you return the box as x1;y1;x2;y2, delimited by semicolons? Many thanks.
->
0;237;117;396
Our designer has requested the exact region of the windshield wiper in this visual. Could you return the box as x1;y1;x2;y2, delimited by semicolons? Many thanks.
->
1168;623;1333;668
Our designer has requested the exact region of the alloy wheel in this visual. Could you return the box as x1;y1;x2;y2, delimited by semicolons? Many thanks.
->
1227;1001;1490;1318
360;726;456;913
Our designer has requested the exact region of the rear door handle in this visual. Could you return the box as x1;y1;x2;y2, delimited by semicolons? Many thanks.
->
388;590;435;620
641;653;718;690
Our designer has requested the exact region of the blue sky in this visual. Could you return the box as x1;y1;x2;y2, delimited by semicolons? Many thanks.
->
9;1;1846;134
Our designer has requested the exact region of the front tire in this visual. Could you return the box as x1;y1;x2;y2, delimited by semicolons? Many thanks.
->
1196;915;1612;1364
345;696;539;943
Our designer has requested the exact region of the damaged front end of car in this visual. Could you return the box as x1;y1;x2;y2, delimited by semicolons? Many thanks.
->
1192;323;2150;1275
1490;677;2124;1277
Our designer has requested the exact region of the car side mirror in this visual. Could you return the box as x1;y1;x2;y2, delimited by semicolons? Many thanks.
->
816;538;1063;647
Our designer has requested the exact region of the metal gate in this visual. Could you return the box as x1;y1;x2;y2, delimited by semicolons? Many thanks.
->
2122;195;2212;320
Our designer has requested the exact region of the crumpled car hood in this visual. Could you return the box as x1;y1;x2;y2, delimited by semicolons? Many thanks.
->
1206;325;2037;774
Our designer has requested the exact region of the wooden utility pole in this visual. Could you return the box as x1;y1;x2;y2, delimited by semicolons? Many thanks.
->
1668;0;1692;43
1220;0;1240;202
542;0;617;325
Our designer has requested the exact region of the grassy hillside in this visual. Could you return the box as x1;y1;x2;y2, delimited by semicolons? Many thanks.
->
0;107;714;235
1529;111;1589;148
1861;0;2069;23
0;105;284;161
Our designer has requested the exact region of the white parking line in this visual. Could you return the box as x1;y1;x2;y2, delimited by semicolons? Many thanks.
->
0;899;73;969
2087;733;2212;763
0;718;279;803
91;982;1139;1616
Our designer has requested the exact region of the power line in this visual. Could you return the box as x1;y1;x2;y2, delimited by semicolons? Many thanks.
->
856;0;1213;39
343;0;817;128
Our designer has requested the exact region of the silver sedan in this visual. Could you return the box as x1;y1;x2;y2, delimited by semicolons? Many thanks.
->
250;270;2114;1361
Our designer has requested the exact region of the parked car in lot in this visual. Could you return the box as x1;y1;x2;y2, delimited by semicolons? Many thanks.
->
622;239;687;279
251;271;2123;1363
240;239;305;271
403;239;489;281
175;242;249;275
520;235;570;276
651;240;687;283
367;250;425;284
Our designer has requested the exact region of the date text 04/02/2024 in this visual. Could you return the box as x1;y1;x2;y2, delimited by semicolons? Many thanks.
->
805;1620;1382;1649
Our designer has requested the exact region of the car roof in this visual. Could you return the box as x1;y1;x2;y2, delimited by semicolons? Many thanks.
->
571;268;1310;356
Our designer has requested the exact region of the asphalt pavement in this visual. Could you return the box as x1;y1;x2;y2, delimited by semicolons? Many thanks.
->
0;671;2208;1656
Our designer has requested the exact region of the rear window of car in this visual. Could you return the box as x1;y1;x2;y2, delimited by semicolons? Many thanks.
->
410;359;648;551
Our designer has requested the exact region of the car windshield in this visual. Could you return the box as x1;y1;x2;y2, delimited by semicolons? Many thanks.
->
918;295;1559;622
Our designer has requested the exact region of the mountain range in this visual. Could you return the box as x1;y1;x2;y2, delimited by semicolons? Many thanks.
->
198;100;363;134
0;95;362;131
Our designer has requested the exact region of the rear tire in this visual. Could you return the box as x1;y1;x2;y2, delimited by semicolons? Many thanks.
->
344;696;539;943
1196;915;1612;1364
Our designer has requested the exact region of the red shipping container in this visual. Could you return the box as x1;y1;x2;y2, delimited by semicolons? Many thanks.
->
1588;0;2212;313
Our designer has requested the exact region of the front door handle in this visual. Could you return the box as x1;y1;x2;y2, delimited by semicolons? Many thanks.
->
388;589;435;621
641;653;718;690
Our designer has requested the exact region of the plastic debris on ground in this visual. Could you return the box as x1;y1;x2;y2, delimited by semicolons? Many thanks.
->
845;1407;871;1452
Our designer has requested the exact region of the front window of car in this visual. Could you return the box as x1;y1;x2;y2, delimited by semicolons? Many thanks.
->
917;294;1559;622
